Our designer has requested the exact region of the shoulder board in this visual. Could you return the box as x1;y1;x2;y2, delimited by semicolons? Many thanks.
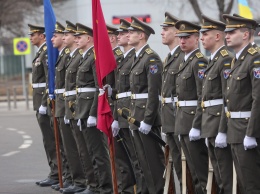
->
248;47;257;55
195;52;203;59
220;49;228;57
65;48;70;54
43;46;47;51
115;49;123;56
145;48;154;55
79;49;83;55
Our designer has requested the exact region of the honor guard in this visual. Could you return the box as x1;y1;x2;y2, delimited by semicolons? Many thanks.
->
128;16;165;194
28;24;59;187
223;14;260;194
175;20;209;194
200;15;233;194
62;21;96;194
160;12;183;190
111;19;143;193
73;23;113;194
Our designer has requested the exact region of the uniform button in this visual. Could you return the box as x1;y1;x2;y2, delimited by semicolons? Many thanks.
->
183;76;186;79
164;81;166;83
176;84;178;87
209;77;211;80
162;92;165;95
237;77;240;80
227;87;229;90
226;99;229;103
131;103;133;105
165;69;167;72
202;109;205;112
142;105;145;108
229;74;232;77
191;111;194;114
202;86;204;88
205;74;207;77
119;69;121;71
217;112;220;115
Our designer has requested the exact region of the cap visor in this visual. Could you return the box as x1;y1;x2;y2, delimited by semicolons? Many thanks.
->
175;32;191;37
200;28;210;32
224;28;236;32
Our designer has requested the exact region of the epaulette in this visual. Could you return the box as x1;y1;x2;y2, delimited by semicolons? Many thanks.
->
248;47;257;55
115;48;123;56
145;48;154;55
195;52;203;59
43;46;47;51
220;49;228;57
65;48;70;54
79;49;83;55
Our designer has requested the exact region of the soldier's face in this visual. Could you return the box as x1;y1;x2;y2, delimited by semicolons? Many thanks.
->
127;30;141;47
225;29;246;50
117;31;129;47
200;30;217;51
29;32;41;47
63;33;76;48
179;34;199;53
76;35;88;49
51;33;63;49
161;26;177;45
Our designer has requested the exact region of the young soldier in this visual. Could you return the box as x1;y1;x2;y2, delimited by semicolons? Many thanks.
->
160;12;183;190
127;16;165;194
111;19;143;194
73;23;113;194
50;21;88;191
223;14;260;194
62;21;96;194
175;20;208;194
200;15;233;193
28;24;59;187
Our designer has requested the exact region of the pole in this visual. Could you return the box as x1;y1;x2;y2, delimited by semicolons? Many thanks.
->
51;100;63;188
21;55;26;97
109;136;118;194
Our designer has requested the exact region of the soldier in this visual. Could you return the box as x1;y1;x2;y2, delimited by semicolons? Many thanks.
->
28;24;59;187
111;19;143;194
200;15;233;193
50;21;88;192
174;20;208;194
223;14;260;194
61;21;96;194
73;23;113;194
160;12;183;190
127;16;165;194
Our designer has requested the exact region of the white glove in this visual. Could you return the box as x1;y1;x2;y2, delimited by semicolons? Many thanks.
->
39;105;47;115
243;135;257;150
103;84;112;97
215;132;227;148
64;116;70;124
189;128;201;141
87;116;97;127
138;121;152;134
178;135;181;141
111;120;120;137
77;119;82;131
205;138;208;147
99;88;105;96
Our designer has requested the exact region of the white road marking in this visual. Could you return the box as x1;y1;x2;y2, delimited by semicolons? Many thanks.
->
6;128;17;131
2;151;20;157
17;131;25;134
22;135;31;139
16;179;39;183
19;140;33;149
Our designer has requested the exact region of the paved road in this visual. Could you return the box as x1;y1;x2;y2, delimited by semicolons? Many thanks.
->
0;101;58;194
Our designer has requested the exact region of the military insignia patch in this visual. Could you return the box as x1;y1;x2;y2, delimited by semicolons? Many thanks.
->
198;69;205;79
253;67;260;79
35;58;41;66
198;62;206;67
223;69;231;79
224;63;231;66
254;59;260;64
150;64;158;74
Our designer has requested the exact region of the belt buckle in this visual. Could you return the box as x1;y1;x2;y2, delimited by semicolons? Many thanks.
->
162;98;165;104
131;94;135;99
116;94;119;99
176;101;180;107
63;92;66;98
201;101;204;108
226;111;230;118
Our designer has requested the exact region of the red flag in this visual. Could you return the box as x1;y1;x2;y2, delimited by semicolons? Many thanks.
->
92;0;117;143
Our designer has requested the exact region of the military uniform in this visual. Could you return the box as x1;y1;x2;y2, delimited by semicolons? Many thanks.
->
29;24;58;183
53;22;87;189
175;20;208;194
111;19;143;194
160;12;183;188
128;17;165;194
63;21;96;193
74;23;113;194
223;14;260;194
200;15;234;194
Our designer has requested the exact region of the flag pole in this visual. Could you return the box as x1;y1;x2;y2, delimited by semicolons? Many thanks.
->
51;100;63;188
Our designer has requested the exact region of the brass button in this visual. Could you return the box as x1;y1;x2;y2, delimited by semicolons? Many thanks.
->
227;87;229;90
217;112;220;115
229;74;232;77
226;99;229;103
204;74;207;77
202;109;205;112
191;111;194;114
237;77;240;80
209;77;211;80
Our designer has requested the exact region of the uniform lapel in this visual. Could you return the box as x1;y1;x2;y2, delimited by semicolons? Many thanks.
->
131;45;149;70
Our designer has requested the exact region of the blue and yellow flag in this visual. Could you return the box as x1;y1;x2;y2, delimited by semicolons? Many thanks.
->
44;0;59;99
238;0;253;19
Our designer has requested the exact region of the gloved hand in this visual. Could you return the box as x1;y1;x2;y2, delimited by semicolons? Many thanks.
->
87;116;97;127
103;84;112;97
189;128;201;141
39;105;47;115
205;138;208;147
64;116;70;124
111;120;120;137
243;135;257;150
215;132;227;148
99;88;105;96
138;121;152;135
77;119;82;131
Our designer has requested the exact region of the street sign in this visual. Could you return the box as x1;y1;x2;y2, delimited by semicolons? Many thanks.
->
13;37;31;55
